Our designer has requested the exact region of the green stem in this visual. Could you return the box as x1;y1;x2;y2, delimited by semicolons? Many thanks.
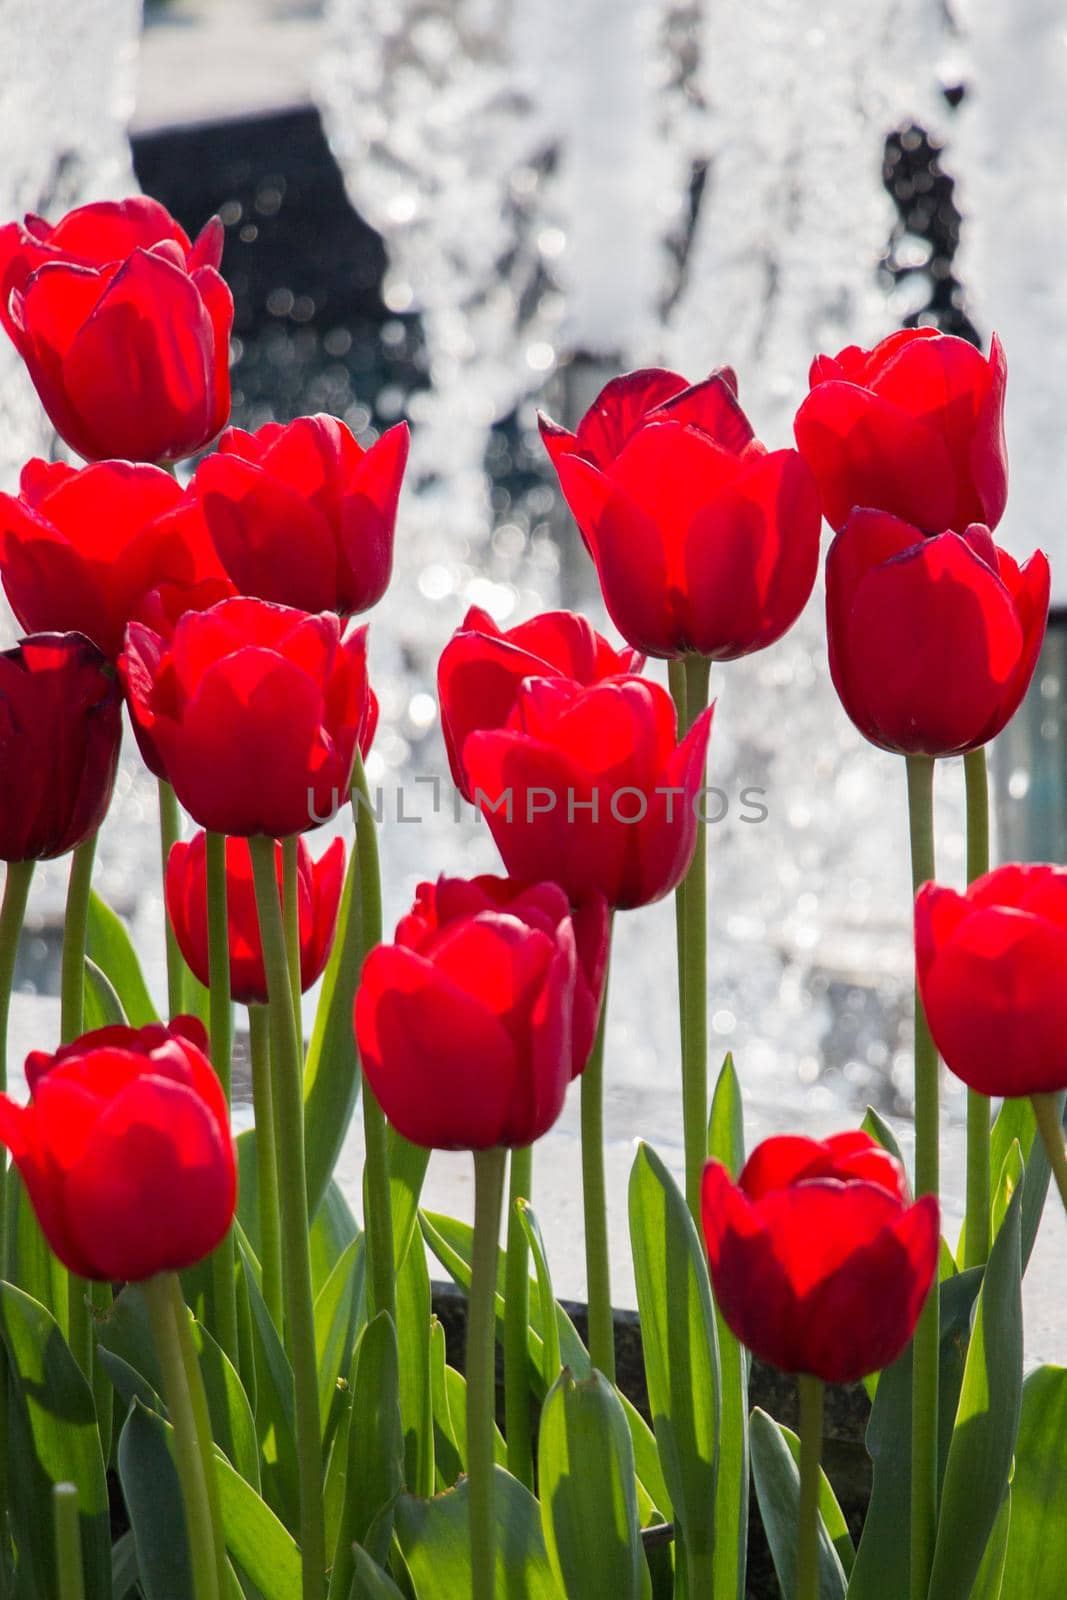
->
61;834;96;1044
248;1004;283;1329
963;749;991;1270
0;859;35;1277
668;657;689;1031
581;933;615;1382
52;1484;86;1600
205;832;238;1370
503;1144;534;1489
905;753;938;1600
468;1147;507;1600
158;780;186;1018
61;836;97;1381
143;1273;224;1600
249;835;326;1600
680;653;711;1222
351;751;395;1323
795;1375;824;1600
1031;1094;1067;1215
281;836;302;1027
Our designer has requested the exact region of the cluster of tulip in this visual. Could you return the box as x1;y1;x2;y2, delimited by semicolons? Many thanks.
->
0;193;1063;1600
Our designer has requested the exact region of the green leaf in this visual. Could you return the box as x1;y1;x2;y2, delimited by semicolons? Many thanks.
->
860;1106;907;1175
124;1399;303;1599
4;1170;59;1316
429;1319;464;1490
118;1399;193;1600
991;1139;1024;1241
86;891;160;1026
236;1243;299;1529
0;1283;110;1600
538;1368;650;1600
708;1052;745;1177
969;1488;1011;1600
96;1285;260;1489
749;1409;847;1599
328;1312;404;1599
348;1545;407;1600
397;1233;435;1498
394;1471;564;1599
515;1200;562;1383
778;1421;855;1576
311;1180;361;1298
420;1210;591;1386
997;1364;1067;1594
389;1127;431;1271
848;1268;982;1599
315;1235;366;1442
708;1055;749;1600
83;956;128;1028
628;1143;719;1591
928;1180;1023;1600
1017;1091;1062;1273
304;853;362;1219
110;1529;139;1599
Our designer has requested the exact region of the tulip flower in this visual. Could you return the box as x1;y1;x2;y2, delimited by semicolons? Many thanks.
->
437;605;642;798
794;327;1008;534
166;830;345;1006
1;198;232;463
121;597;377;837
190;413;409;615
354;887;588;1150
461;674;713;909
395;874;609;1075
539;367;821;659
0;458;227;659
701;1131;940;1384
915;864;1067;1097
0;632;121;861
0;1018;235;1281
825;510;1048;756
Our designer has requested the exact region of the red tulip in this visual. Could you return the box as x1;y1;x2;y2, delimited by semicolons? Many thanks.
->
190;414;409;615
702;1132;940;1384
354;888;584;1149
916;864;1067;1097
395;875;609;1074
794;328;1008;534
437;605;642;798
462;675;713;910
0;1018;235;1282
2;199;232;464
539;367;821;659
0;632;121;861
120;597;377;837
0;458;227;660
166;830;346;1007
826;510;1048;756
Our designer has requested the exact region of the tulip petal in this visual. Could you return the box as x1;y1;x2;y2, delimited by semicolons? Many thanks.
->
195;452;340;611
573;367;689;466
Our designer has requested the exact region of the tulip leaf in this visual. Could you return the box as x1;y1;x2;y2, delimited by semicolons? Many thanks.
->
928;1179;1023;1600
848;1266;982;1599
123;1397;303;1599
236;1243;300;1529
397;1231;435;1497
969;1487;1011;1600
538;1368;651;1600
389;1126;431;1270
304;849;362;1220
0;1283;111;1600
708;1054;749;1600
311;1178;362;1297
96;1284;260;1490
394;1471;564;1599
347;1545;407;1599
118;1399;194;1600
997;1365;1067;1593
315;1234;365;1443
749;1409;847;1599
429;1319;464;1489
991;1138;1024;1241
420;1210;591;1385
628;1142;719;1592
4;1170;60;1317
327;1311;404;1599
860;1106;907;1177
110;1529;140;1599
83;955;128;1028
86;891;160;1026
777;1420;855;1575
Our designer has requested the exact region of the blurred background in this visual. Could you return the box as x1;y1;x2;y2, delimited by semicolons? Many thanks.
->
2;0;1066;1260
